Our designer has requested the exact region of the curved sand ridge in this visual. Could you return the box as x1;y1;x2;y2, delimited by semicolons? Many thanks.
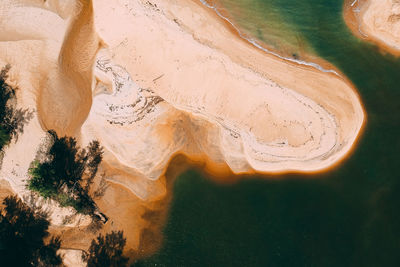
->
345;0;400;55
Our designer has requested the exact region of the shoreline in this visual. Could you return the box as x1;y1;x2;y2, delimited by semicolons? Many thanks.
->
198;0;340;75
343;0;400;56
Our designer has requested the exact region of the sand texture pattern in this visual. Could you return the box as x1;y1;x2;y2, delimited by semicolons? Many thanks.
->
0;0;365;260
346;0;400;55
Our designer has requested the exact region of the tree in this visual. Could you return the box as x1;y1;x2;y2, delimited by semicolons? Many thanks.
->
0;128;10;149
46;130;87;188
27;131;104;216
0;65;13;150
85;140;104;189
83;231;128;267
0;195;62;267
0;65;32;151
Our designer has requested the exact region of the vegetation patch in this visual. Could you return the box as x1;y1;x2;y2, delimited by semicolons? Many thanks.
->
28;130;104;217
0;65;32;151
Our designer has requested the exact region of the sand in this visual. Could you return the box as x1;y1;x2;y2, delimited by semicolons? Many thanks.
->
344;0;400;55
58;249;85;267
0;0;365;262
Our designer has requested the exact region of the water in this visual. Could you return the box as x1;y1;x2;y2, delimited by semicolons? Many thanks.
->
137;0;400;266
217;0;314;58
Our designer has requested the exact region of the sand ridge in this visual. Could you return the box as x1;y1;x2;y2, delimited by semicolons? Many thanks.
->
0;0;365;261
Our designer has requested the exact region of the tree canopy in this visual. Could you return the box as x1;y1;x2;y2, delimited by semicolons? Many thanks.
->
83;231;128;267
0;195;62;267
0;65;32;151
28;131;104;216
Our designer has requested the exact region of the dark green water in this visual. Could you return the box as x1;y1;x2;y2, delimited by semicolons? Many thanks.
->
138;0;400;266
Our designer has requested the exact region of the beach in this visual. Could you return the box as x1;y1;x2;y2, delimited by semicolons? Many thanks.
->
0;0;365;263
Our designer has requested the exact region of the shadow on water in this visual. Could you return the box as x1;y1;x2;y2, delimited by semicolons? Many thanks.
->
137;0;400;266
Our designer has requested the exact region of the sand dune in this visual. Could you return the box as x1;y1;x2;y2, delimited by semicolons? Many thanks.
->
345;0;400;55
38;0;101;136
0;0;365;260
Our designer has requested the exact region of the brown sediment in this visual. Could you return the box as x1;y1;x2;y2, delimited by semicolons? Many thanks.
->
343;0;400;56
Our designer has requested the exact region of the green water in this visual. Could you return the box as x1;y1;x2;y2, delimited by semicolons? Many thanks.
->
137;0;400;266
217;0;308;57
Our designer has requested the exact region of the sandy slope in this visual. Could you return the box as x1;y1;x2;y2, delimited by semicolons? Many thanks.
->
345;0;400;55
0;0;365;261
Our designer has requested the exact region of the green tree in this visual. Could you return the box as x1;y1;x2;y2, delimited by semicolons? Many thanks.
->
83;231;128;267
85;140;104;188
28;131;103;216
0;128;10;149
0;195;62;267
0;65;13;150
0;65;32;151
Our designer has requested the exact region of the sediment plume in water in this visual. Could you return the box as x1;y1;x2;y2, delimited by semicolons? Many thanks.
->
0;0;365;263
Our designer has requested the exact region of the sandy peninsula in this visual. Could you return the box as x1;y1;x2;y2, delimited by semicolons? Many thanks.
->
345;0;400;55
0;0;365;263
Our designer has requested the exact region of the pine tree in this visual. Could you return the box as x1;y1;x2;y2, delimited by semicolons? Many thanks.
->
83;231;128;267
